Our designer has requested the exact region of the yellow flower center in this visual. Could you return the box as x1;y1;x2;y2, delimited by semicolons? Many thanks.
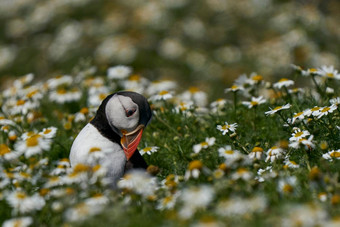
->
309;68;317;72
330;151;340;158
252;147;263;153
293;112;304;117
27;90;38;98
99;93;107;100
0;144;11;155
163;196;173;205
159;90;169;95
252;75;263;81
189;87;200;93
16;192;27;199
189;160;203;170
289;160;297;165
73;163;90;173
231;85;238;90
143;147;153;152
80;107;89;114
93;164;101;172
294;132;303;137
26;135;41;147
278;78;289;82
57;88;67;94
283;184;294;193
43;129;52;134
200;141;209;147
129;74;141;81
273;106;282;111
236;168;248;174
16;99;26;106
221;125;230;130
321;107;330;113
311;107;320;111
326;73;334;78
224;150;234;154
250;101;258;106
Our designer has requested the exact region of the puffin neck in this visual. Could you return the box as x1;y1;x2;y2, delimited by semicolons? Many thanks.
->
90;94;121;145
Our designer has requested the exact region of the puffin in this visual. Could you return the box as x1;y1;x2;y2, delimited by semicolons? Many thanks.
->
69;91;152;185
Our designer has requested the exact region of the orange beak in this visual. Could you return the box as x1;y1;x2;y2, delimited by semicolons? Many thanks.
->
121;125;144;160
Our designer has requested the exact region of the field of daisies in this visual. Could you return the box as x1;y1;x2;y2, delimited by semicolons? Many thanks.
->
0;64;339;226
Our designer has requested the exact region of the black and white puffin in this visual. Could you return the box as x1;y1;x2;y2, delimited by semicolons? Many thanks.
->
70;91;152;184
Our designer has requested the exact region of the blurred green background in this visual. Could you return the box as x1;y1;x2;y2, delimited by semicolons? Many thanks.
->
0;0;339;96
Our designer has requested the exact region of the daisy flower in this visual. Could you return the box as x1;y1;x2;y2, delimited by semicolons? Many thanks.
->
232;168;253;181
88;92;109;107
265;104;291;116
242;96;266;109
218;145;240;159
64;202;102;222
180;87;208;107
178;185;214;219
2;217;33;227
313;105;337;119
322;149;340;161
273;78;295;89
149;90;173;101
289;135;315;150
15;133;52;158
49;88;82;104
156;193;179;210
46;75;73;89
185;160;203;180
6;190;45;214
216;122;238;135
284;159;300;169
224;84;244;93
146;80;177;96
210;98;227;111
248;146;264;160
0;144;21;161
289;128;310;142
316;65;340;80
291;111;305;124
13;73;34;89
120;74;149;94
265;146;285;163
139;146;159;156
278;176;297;194
107;65;132;80
39;127;58;139
193;137;215;153
330;97;340;106
174;101;194;113
117;170;157;198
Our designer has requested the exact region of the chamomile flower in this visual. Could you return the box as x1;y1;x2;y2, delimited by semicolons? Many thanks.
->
39;127;57;139
278;176;297;194
120;74;149;94
88;92;109;107
248;147;264;160
139;146;159;155
107;65;132;80
15;133;52;158
289;128;310;142
216;122;238;135
180;87;208;107
218;145;241;160
273;78;295;89
185;160;203;180
156;193;179;210
2;217;33;227
49;88;82;104
291;111;305;124
316;65;340;80
7;190;45;214
146;80;177;96
284;159;300;169
313;105;337;119
210;98;228;112
289;135;315;150
232;168;253;181
149;90;173;101
179;185;214;219
46;75;73;89
330;97;340;106
265;146;285;163
64;202;102;222
265;104;291;115
322;149;340;161
117;170;157;198
174;101;194;113
0;144;21;161
224;84;244;93
242;96;266;109
193;137;216;153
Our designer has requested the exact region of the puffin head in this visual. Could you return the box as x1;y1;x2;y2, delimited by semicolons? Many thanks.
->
94;91;152;161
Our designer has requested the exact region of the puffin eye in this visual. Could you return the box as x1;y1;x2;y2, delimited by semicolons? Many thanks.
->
126;109;136;117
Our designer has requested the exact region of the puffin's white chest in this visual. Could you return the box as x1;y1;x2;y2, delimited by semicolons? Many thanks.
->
70;123;126;181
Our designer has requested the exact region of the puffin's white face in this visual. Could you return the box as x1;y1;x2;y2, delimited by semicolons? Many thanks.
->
105;94;140;135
